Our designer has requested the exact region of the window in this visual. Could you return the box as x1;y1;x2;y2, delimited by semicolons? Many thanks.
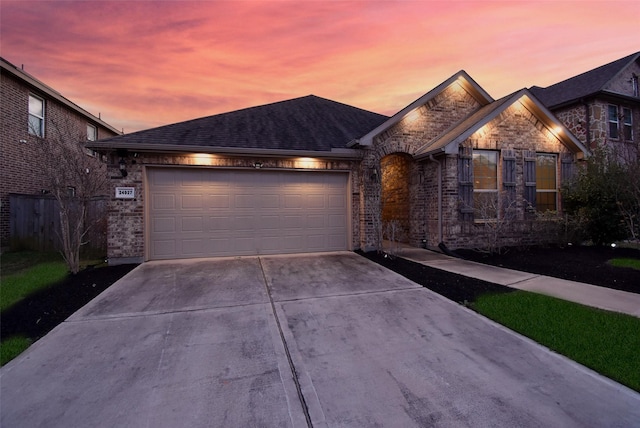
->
87;124;97;141
608;105;619;139
536;154;557;212
28;94;44;137
633;74;639;97
622;108;633;141
472;151;498;219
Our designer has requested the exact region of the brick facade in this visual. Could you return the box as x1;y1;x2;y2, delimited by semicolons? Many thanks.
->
105;152;359;262
359;82;582;251
1;67;119;246
101;73;588;260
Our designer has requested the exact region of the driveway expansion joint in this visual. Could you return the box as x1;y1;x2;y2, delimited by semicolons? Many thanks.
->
258;257;314;428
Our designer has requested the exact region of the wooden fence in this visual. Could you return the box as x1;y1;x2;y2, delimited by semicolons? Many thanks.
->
9;193;107;254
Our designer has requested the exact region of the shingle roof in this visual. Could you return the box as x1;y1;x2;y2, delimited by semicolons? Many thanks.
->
530;52;640;108
93;95;388;153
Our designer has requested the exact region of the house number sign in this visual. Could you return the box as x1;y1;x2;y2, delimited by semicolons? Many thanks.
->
115;187;135;199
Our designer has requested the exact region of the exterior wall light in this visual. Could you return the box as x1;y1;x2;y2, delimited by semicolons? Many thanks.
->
253;161;263;169
119;158;128;177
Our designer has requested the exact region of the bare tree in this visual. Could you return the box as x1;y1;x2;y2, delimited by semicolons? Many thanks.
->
470;190;520;254
28;115;109;273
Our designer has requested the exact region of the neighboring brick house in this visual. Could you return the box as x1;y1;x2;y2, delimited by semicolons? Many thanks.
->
530;52;640;159
0;57;121;247
90;71;588;264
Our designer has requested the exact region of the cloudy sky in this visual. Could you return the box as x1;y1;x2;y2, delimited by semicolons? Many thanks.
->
2;1;638;133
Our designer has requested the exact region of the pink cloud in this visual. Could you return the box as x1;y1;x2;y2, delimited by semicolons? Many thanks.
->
2;1;638;132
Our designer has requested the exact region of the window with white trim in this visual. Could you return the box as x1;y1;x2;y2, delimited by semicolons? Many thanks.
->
622;107;633;141
87;124;97;141
608;105;619;139
28;94;44;137
472;150;498;219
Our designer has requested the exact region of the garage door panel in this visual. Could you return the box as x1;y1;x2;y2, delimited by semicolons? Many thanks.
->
209;194;230;208
153;217;176;233
182;195;204;209
153;194;176;210
148;168;348;259
181;217;204;232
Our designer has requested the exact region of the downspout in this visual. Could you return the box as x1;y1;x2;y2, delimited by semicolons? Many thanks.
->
428;155;443;244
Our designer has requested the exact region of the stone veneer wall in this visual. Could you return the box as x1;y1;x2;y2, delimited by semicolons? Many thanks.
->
106;152;360;263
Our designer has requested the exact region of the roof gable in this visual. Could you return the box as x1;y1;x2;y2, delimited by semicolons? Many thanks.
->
530;52;640;108
414;89;589;159
353;71;493;147
92;95;388;154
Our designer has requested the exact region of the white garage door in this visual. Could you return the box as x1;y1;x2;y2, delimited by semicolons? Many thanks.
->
147;168;349;260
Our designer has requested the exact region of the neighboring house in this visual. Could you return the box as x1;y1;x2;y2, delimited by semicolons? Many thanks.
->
0;57;121;247
530;52;640;158
90;71;588;264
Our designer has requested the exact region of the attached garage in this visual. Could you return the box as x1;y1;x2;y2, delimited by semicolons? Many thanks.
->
147;167;350;260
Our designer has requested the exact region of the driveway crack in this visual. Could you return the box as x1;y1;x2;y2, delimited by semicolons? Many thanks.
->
258;257;313;428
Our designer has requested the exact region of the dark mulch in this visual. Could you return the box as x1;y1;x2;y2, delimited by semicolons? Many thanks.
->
455;245;640;294
357;250;514;303
1;264;137;342
358;245;640;304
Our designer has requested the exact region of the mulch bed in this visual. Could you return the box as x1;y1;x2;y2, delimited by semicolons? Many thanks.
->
455;245;640;294
1;264;138;342
359;244;640;304
357;250;514;303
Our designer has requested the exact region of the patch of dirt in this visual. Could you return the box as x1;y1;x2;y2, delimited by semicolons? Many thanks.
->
1;264;138;342
359;245;639;304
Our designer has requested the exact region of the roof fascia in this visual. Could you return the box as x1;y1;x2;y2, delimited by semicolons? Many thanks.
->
1;58;121;135
86;142;363;160
351;71;493;147
415;89;590;160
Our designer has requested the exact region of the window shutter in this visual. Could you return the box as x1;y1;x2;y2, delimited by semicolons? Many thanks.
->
458;146;474;221
561;153;575;184
523;150;536;209
502;149;516;203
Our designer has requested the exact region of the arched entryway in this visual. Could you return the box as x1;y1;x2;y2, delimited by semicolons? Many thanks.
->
380;153;413;243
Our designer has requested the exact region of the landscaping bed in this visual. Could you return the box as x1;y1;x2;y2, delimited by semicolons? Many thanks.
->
359;244;640;302
1;263;137;342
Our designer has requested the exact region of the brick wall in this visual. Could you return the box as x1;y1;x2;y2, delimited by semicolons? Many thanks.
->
105;152;360;262
359;82;482;250
0;72;119;246
440;102;572;250
360;88;579;251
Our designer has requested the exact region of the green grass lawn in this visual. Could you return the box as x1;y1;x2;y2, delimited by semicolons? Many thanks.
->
1;254;68;312
473;290;640;392
608;258;640;270
1;252;69;365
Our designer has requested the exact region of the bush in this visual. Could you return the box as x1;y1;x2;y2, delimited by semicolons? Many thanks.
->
562;147;637;245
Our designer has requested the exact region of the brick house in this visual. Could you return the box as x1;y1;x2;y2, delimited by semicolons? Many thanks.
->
531;52;640;158
90;70;588;264
1;57;121;247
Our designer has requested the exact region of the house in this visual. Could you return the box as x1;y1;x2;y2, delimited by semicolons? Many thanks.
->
90;70;588;264
0;57;121;247
530;52;640;158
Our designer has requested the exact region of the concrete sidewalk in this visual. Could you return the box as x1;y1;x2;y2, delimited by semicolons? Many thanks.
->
395;245;640;317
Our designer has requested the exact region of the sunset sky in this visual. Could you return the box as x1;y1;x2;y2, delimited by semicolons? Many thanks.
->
2;1;639;134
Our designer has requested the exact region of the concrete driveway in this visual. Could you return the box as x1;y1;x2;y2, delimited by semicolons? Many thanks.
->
1;252;639;427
